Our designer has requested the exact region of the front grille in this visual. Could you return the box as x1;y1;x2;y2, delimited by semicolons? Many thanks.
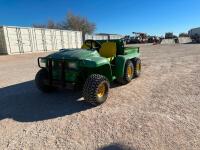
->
47;59;79;85
48;59;66;86
52;61;63;69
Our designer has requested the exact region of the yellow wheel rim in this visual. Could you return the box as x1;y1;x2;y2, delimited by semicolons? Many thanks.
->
97;83;106;97
127;66;133;78
136;63;141;72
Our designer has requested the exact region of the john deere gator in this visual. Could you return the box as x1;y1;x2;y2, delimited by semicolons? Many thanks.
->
35;39;141;106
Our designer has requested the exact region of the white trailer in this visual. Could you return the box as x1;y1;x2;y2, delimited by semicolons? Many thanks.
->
0;26;82;55
85;34;108;40
85;34;124;41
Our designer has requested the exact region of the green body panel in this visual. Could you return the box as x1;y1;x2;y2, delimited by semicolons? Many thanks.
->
79;57;110;68
115;47;140;77
45;48;112;82
79;58;113;82
82;64;113;82
47;49;110;68
40;39;140;84
47;49;99;60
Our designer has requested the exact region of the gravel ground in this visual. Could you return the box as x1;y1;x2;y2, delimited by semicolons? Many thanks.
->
0;44;200;150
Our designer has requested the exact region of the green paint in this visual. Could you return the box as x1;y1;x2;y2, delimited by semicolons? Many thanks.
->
39;39;140;85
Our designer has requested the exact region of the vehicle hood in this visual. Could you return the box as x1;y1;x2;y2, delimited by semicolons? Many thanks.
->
46;49;100;60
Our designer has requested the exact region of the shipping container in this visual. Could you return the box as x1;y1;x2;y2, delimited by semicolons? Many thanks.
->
0;26;82;55
32;28;45;52
0;27;7;54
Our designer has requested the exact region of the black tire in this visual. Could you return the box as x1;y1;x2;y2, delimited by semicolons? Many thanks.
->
35;69;55;93
134;58;141;77
83;74;110;106
117;60;134;85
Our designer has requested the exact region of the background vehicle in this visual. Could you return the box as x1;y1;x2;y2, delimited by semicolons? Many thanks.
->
148;36;161;44
123;35;131;44
35;39;141;106
132;32;148;43
165;32;178;43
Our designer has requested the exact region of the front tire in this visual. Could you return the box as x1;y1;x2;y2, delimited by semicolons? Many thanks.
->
35;69;55;93
83;74;110;106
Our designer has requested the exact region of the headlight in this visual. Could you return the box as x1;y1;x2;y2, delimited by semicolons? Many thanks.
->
39;58;46;68
68;62;77;69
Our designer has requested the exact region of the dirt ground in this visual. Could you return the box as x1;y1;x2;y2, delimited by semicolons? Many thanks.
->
0;44;200;150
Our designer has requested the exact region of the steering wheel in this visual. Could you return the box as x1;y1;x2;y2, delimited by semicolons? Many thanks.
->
84;40;101;51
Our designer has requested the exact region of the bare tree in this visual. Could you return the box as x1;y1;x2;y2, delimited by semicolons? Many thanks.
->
33;20;59;29
59;12;96;34
33;12;96;35
33;24;47;28
46;20;59;29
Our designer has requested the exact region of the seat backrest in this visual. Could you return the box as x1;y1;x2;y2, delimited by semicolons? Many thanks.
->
99;42;117;58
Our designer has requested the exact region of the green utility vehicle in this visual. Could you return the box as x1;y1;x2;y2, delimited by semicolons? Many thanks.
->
35;39;141;106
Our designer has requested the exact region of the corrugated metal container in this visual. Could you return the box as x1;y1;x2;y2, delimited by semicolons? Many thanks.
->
85;34;124;40
32;28;45;52
188;27;200;36
0;26;82;54
0;27;7;54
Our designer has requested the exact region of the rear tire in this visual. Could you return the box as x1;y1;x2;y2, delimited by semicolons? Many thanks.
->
117;60;134;85
35;69;55;93
83;74;110;106
134;58;141;77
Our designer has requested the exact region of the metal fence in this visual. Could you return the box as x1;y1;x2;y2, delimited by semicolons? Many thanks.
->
0;26;82;54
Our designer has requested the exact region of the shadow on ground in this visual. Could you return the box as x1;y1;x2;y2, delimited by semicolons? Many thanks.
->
0;81;93;122
98;143;136;150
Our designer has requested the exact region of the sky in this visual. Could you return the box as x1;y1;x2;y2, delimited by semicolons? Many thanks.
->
0;0;200;36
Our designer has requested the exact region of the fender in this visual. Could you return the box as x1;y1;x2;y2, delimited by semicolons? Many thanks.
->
79;58;113;82
115;55;127;78
115;52;140;78
79;57;110;68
